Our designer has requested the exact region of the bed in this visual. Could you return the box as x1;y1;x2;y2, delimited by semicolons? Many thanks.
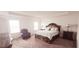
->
35;23;61;44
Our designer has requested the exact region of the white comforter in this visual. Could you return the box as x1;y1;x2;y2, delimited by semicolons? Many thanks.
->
35;30;59;40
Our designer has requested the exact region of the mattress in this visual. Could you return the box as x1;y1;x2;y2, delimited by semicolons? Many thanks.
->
35;30;59;40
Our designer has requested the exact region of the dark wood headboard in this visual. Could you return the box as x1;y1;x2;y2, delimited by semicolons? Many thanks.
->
46;23;61;32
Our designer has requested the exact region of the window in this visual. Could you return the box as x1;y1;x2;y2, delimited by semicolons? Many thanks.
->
9;20;20;33
34;22;38;30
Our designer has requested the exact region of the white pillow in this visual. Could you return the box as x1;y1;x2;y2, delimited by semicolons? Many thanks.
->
54;27;58;31
51;28;55;31
51;27;58;31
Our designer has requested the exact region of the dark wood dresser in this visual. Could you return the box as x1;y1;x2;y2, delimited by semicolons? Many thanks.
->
63;31;73;40
63;31;77;47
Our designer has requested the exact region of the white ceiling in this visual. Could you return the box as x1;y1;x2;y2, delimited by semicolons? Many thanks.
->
9;11;69;18
0;11;79;18
9;11;79;18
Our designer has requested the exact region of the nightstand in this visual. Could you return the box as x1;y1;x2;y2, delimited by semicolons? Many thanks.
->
63;31;74;40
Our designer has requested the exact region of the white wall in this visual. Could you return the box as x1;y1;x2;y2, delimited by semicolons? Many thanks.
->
19;16;40;34
0;17;9;33
0;16;10;48
40;14;78;32
20;17;41;34
9;13;78;34
8;15;41;35
77;17;79;48
0;12;78;34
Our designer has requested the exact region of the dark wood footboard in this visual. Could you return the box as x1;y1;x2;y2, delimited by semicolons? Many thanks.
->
35;34;59;44
35;34;50;42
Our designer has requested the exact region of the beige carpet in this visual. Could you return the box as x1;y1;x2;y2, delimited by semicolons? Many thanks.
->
11;36;74;48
